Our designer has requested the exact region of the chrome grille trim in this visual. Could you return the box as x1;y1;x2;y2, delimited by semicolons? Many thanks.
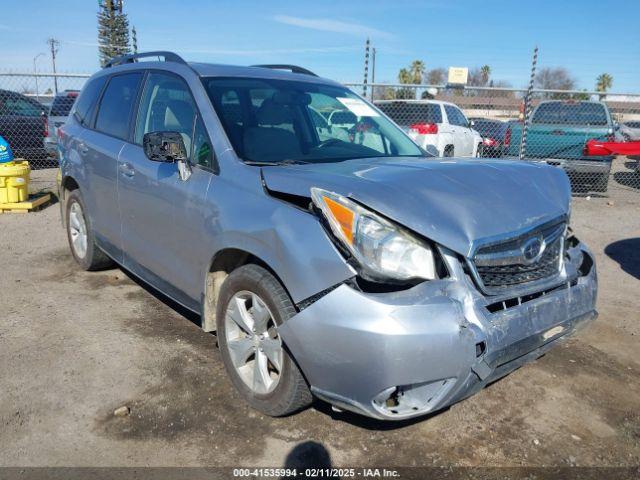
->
468;216;567;295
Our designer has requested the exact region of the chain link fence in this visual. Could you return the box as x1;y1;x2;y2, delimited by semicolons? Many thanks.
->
346;82;640;201
1;72;639;202
0;72;89;169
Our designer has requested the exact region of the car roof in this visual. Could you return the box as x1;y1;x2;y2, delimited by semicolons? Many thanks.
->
470;117;504;123
537;99;605;105
95;60;343;87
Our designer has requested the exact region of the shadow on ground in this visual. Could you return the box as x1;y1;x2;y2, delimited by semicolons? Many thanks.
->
605;238;640;280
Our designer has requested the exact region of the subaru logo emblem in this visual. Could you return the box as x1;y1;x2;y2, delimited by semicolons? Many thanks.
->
522;237;543;264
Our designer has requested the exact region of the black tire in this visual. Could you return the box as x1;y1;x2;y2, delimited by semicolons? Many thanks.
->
476;144;484;158
594;173;609;193
444;145;454;157
216;264;312;416
65;190;114;271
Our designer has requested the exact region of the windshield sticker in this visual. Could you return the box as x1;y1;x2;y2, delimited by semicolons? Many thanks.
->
337;97;380;117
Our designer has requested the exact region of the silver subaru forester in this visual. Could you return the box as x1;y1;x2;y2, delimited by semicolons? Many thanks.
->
58;51;597;420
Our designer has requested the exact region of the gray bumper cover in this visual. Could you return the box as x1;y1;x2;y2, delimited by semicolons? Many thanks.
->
278;246;597;420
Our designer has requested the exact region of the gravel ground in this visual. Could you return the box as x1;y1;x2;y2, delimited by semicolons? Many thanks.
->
0;168;639;470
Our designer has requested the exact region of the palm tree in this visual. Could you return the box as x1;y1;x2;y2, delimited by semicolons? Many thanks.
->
398;68;412;84
397;68;414;99
409;60;426;84
596;73;613;100
480;65;491;86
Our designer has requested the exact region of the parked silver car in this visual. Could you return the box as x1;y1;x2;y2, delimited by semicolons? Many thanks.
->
58;52;598;420
620;121;640;141
44;90;79;157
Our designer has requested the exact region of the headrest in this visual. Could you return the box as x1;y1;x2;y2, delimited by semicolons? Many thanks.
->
165;99;194;131
256;99;292;126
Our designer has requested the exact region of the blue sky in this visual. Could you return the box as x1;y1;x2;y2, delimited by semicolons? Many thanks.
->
1;0;639;92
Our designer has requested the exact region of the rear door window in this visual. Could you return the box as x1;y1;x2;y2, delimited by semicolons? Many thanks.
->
95;73;143;140
73;76;108;126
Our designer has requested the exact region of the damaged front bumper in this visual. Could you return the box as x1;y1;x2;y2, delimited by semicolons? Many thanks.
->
278;241;597;420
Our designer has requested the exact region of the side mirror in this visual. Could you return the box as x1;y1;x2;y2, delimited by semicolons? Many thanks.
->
143;131;188;163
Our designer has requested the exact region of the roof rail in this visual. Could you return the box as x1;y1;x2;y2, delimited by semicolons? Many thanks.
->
251;64;318;77
104;51;187;69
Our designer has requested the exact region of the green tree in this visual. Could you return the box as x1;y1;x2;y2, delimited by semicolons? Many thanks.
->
480;65;491;85
396;67;415;99
596;73;613;100
409;60;426;84
98;0;131;66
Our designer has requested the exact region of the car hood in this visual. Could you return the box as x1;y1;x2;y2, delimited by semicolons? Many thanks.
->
261;157;571;257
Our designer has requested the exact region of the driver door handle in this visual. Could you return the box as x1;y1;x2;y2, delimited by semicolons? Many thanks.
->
119;162;135;178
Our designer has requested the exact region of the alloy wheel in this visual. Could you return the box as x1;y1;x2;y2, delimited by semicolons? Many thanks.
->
68;201;88;259
224;290;284;395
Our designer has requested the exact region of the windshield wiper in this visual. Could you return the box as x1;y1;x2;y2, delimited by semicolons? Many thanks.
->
244;159;310;166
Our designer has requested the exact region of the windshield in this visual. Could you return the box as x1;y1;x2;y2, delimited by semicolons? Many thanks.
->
202;77;424;164
532;102;609;126
471;120;506;137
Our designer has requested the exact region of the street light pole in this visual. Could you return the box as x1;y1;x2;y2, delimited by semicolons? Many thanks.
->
33;53;45;102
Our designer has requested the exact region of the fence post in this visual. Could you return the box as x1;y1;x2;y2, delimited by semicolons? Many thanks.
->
519;46;538;160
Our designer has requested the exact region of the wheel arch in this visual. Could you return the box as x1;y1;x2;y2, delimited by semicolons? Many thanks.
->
60;175;81;226
202;247;293;332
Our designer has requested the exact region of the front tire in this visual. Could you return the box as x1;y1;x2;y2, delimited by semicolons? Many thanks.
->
216;264;312;416
65;190;113;271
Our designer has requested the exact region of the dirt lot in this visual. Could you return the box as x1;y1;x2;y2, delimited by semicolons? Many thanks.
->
1;169;639;470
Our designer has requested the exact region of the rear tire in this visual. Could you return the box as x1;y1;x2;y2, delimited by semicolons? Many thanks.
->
216;264;312;417
65;190;114;271
444;145;454;157
476;144;484;158
594;173;609;193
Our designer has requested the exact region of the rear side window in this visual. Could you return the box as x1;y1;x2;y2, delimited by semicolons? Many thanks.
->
73;76;107;126
532;102;609;126
377;102;442;125
50;94;77;117
95;73;143;139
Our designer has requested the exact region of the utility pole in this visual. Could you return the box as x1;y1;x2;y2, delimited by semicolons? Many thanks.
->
370;47;377;101
47;38;60;94
362;38;370;98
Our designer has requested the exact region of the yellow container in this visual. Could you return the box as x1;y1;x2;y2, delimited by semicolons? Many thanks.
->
0;160;30;204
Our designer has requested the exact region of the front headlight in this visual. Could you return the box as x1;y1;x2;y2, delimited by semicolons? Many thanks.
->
311;187;436;282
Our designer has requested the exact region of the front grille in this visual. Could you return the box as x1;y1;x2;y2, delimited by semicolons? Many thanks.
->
471;219;565;292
